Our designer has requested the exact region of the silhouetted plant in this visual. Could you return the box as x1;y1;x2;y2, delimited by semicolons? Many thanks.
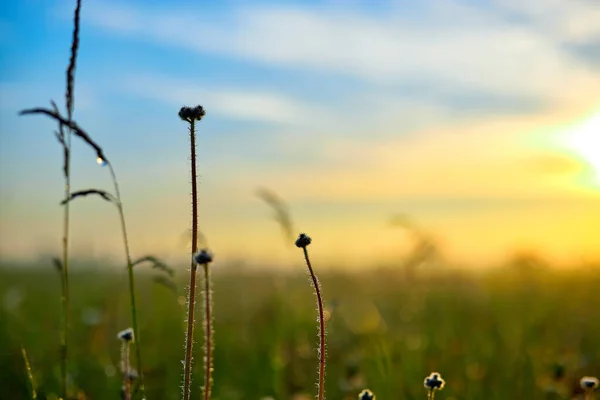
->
424;372;445;400
295;233;326;400
179;105;215;400
17;0;82;395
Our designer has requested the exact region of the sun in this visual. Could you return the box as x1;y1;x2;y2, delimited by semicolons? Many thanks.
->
559;112;600;185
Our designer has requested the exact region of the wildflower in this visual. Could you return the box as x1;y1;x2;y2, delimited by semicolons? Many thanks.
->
581;376;599;392
117;328;134;342
358;389;376;400
424;372;445;391
295;233;312;248
194;249;214;265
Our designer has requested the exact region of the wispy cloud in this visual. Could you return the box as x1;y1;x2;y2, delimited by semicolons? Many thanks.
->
231;105;600;202
83;1;600;105
120;74;333;125
492;0;600;44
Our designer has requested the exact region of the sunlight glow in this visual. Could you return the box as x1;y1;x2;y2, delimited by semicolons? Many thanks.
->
560;112;600;185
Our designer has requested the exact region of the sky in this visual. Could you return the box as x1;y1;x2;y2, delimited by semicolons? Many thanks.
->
1;0;599;269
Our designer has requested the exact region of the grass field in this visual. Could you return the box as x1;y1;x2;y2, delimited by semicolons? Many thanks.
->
2;261;599;399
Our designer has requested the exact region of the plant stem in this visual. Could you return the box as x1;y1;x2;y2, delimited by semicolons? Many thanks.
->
203;263;213;400
122;341;131;400
60;0;81;393
183;119;199;400
302;247;326;400
21;347;37;399
61;86;73;400
60;169;70;399
108;162;145;399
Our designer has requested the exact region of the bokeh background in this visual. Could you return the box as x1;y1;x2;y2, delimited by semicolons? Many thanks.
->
1;0;599;399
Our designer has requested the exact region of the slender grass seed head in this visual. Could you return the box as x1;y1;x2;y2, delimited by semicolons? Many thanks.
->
117;328;135;343
424;372;446;391
358;389;376;400
194;249;214;265
581;376;599;392
295;233;312;248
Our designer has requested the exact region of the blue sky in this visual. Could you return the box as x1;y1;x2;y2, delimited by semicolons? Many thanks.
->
1;0;599;267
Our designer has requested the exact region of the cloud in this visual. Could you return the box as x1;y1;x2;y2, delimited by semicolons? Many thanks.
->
230;104;600;203
82;1;600;106
492;0;600;44
0;81;96;113
120;74;333;125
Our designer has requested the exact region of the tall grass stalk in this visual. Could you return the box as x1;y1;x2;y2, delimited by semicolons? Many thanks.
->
179;105;206;400
60;161;146;398
107;161;146;398
59;0;81;395
295;233;326;400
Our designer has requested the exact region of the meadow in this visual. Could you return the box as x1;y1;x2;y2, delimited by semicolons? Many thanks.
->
2;261;599;399
3;1;600;399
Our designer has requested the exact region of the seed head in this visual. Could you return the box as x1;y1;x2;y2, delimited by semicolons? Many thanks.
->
581;376;599;392
127;369;139;382
424;372;445;391
178;105;206;122
295;233;312;248
117;327;134;342
194;249;214;265
358;389;376;400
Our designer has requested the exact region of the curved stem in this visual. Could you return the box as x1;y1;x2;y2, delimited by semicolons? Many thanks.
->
183;119;199;400
302;247;326;400
108;163;145;398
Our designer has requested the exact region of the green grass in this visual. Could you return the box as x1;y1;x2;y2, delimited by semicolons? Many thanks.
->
1;261;599;400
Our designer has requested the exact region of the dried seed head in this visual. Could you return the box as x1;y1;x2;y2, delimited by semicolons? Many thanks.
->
127;369;139;382
178;105;206;122
117;328;134;342
358;389;376;400
424;372;445;391
580;376;599;392
295;233;312;248
194;249;214;265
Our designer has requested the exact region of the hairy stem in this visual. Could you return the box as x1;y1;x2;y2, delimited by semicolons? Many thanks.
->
183;119;199;400
108;163;145;398
203;263;213;400
302;247;326;400
122;342;131;400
